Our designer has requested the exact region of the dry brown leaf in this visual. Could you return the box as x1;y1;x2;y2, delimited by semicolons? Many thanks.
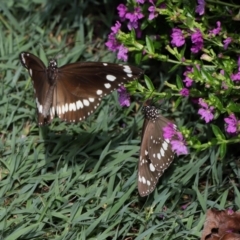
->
201;209;240;240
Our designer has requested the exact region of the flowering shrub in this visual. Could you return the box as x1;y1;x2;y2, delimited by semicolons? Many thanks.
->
106;0;240;158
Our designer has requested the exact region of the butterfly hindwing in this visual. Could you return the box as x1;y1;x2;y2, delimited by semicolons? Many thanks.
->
147;116;175;172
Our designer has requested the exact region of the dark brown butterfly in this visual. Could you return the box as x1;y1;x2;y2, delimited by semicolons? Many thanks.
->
138;103;176;197
19;52;143;125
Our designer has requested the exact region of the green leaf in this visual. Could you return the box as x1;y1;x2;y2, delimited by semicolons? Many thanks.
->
209;94;224;111
174;96;182;109
211;124;225;140
226;102;240;113
145;35;155;54
219;143;227;159
176;75;183;89
135;52;142;65
144;75;155;91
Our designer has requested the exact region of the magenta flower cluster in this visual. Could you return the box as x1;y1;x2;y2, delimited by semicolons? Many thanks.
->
198;99;214;123
105;2;146;62
106;0;240;156
224;114;240;134
163;123;188;156
117;86;131;107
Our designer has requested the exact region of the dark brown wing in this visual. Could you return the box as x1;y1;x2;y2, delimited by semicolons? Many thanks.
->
147;115;175;172
52;62;143;122
138;119;164;197
138;115;175;197
19;52;51;124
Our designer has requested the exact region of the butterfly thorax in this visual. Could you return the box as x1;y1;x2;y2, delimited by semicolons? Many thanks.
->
47;59;58;85
142;106;159;121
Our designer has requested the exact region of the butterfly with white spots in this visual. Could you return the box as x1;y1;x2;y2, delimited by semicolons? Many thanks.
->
19;52;143;125
138;103;176;197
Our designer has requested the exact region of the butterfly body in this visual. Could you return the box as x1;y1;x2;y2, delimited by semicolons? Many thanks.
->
19;52;143;125
138;104;175;197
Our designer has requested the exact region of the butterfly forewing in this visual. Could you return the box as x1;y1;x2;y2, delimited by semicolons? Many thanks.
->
19;52;52;124
19;52;143;124
138;105;175;197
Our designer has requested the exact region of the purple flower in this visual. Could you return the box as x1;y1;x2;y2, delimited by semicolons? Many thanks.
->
223;37;232;50
198;99;214;123
231;72;240;81
183;76;193;87
195;0;205;15
198;98;208;108
224;113;239;134
171;28;185;47
125;7;144;30
183;67;194;87
231;56;240;81
105;32;120;52
163;124;188;156
117;44;128;61
148;5;157;20
180;88;189;96
111;21;121;34
171;132;188;156
136;0;145;3
117;4;128;21
191;29;203;53
181;203;189;210
209;21;221;36
148;6;156;20
227;209;234;215
117;86;130;107
163;123;176;139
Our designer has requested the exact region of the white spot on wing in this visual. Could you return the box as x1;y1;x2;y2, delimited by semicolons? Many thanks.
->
61;105;65;114
96;90;102;95
83;99;89;106
123;65;132;74
162;141;168;150
103;63;108;66
29;69;33;76
149;163;155;172
76;100;83;109
89;98;94;102
104;83;111;89
65;103;68;112
72;103;76;111
160;148;165;157
58;105;61;115
142;176;146;184
21;54;26;64
106;75;116;81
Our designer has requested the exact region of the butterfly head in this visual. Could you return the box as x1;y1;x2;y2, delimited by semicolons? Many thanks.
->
47;59;58;84
48;59;58;69
142;105;159;121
